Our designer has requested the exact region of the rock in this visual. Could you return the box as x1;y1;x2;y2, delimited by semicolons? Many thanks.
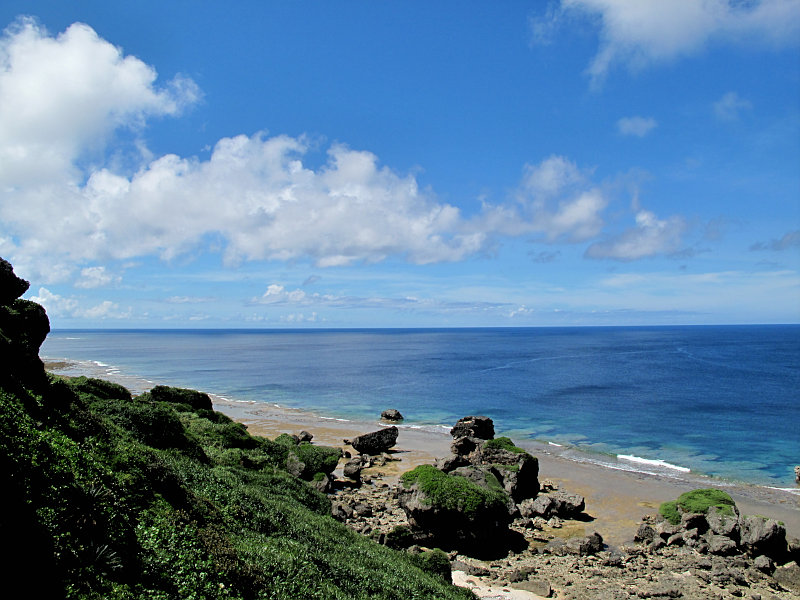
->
331;501;353;521
513;579;552;597
297;430;313;442
310;473;333;493
451;436;481;457
450;415;495;440
520;491;584;519
772;561;800;594
0;257;30;304
396;465;512;554
481;445;540;502
739;515;786;559
752;554;773;573
348;426;399;455
706;506;739;538
680;512;708;534
343;457;364;480
381;409;403;421
635;523;657;543
707;534;738;556
566;532;604;556
434;454;468;472
795;465;800;484
284;452;305;478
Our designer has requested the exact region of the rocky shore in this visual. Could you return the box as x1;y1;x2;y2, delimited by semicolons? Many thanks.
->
318;415;800;599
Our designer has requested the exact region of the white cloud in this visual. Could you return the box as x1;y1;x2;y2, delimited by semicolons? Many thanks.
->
0;18;198;188
482;156;607;242
74;266;120;288
713;91;753;120
585;208;687;260
29;286;129;320
617;116;657;137
537;0;800;84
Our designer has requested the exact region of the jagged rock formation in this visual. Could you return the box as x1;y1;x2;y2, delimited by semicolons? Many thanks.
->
345;426;399;455
0;257;50;393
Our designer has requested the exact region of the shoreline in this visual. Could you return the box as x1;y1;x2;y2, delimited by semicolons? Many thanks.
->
44;358;800;547
211;395;800;547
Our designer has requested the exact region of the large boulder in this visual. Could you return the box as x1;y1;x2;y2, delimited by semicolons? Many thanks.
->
397;464;511;554
739;515;787;560
478;439;540;502
520;491;585;520
450;415;495;440
346;426;398;455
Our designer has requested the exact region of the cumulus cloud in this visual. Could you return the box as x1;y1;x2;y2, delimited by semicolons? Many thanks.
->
0;18;198;188
617;116;657;137
585;208;687;260
481;156;607;243
0;19;684;287
533;0;800;84
74;266;120;288
713;91;753;120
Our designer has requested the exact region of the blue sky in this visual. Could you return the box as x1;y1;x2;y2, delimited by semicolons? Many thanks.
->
1;1;799;328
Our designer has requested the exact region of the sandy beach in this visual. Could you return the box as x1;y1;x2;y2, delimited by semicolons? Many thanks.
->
212;396;800;548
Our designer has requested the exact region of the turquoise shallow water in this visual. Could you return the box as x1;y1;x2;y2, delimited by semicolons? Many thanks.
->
41;325;800;487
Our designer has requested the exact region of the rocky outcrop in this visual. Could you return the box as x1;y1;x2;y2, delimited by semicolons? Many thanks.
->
0;257;50;393
450;415;495;440
345;426;398;455
381;409;403;421
396;464;513;554
519;491;585;520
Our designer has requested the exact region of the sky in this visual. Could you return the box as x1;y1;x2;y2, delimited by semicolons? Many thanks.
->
1;1;799;328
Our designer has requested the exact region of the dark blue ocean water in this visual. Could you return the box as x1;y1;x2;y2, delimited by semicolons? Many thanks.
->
41;326;800;487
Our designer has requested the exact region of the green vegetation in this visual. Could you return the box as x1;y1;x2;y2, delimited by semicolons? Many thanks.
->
1;374;475;599
483;436;525;454
401;464;508;516
658;488;736;525
0;254;475;600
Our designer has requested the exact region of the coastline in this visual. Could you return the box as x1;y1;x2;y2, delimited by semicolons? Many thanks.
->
211;395;800;547
44;358;800;547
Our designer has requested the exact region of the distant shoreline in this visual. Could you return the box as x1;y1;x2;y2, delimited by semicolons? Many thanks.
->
45;357;800;546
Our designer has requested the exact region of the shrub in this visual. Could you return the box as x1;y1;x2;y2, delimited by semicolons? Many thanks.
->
483;436;525;454
385;525;414;549
69;376;132;402
412;548;452;583
290;442;342;477
658;488;736;525
143;385;213;412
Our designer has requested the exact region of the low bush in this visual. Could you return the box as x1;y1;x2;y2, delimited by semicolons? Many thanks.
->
483;436;525;454
659;488;736;525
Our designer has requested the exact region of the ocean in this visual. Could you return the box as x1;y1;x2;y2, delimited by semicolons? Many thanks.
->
40;325;800;488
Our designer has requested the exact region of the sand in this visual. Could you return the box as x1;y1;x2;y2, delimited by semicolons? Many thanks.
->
212;396;800;548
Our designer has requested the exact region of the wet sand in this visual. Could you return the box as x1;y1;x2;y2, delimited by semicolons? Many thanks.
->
213;397;800;548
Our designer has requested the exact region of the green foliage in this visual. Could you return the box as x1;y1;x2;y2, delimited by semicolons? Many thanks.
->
410;548;452;583
483;436;525;454
401;464;508;517
659;488;736;525
1;274;476;600
659;501;681;525
385;525;414;549
142;385;213;412
291;442;342;477
677;488;735;516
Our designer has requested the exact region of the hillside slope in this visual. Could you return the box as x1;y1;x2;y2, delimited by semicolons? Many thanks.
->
0;258;473;600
